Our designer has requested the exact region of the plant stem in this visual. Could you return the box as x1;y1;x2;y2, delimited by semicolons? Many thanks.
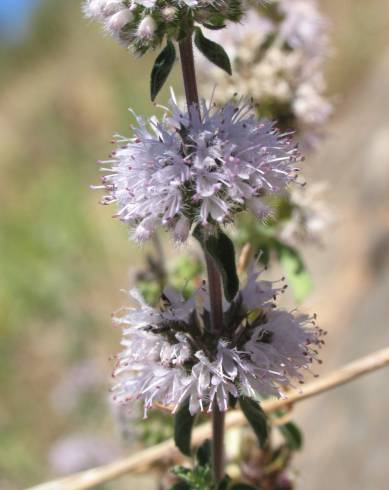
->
179;34;225;484
205;253;224;337
151;233;167;291
212;406;226;483
179;35;199;108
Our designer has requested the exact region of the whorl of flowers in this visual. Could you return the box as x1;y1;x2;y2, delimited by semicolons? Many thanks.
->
279;182;332;247
112;267;325;415
83;0;243;55
94;96;301;242
197;0;332;143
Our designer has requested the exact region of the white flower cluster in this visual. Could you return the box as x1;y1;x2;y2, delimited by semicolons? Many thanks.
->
83;0;244;54
279;182;333;246
94;96;301;242
84;0;133;33
112;269;324;415
198;0;332;143
83;0;157;49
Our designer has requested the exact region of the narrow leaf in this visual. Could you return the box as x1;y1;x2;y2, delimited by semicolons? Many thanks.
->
194;27;232;75
170;483;192;490
174;400;195;456
203;22;226;30
194;227;239;302
218;475;231;490
276;242;313;302
150;40;176;101
278;421;303;450
196;439;212;467
239;397;269;448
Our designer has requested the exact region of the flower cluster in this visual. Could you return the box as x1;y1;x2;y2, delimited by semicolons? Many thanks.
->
279;182;332;246
94;96;301;242
112;268;325;415
83;0;243;55
198;0;332;144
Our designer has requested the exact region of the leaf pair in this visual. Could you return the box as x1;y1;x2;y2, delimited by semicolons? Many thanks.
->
150;29;232;101
174;398;269;456
241;398;303;451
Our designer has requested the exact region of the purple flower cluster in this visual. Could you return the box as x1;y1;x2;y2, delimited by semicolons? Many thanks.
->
95;97;301;242
112;268;324;415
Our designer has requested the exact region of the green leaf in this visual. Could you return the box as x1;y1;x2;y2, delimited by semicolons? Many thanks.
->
150;40;176;101
239;397;269;448
172;466;192;481
203;22;226;30
194;227;239;302
196;439;211;467
170;483;192;490
258;244;270;267
194;27;232;75
276;243;313;302
218;475;231;490
278;421;303;450
174;400;195;456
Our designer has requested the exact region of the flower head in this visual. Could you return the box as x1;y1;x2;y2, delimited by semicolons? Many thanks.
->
83;0;128;20
278;0;329;55
82;0;243;55
198;0;332;143
136;15;156;40
112;267;325;415
279;182;332;246
95;96;301;242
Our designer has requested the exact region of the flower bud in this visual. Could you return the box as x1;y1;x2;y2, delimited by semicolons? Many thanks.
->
134;217;157;241
83;0;105;19
83;0;125;19
102;0;125;16
106;9;134;33
247;197;270;219
172;217;191;243
136;15;156;41
161;6;177;22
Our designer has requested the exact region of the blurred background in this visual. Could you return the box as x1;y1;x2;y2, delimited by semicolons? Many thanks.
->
1;1;389;489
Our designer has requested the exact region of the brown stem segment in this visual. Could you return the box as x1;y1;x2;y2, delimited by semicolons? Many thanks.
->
179;35;199;109
205;253;224;337
179;34;225;484
212;407;226;483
